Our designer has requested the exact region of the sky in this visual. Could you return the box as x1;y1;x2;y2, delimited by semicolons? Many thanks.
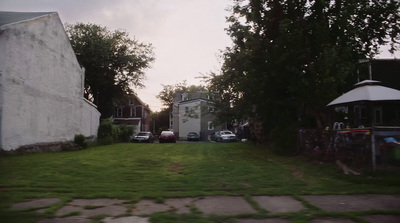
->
1;0;398;111
1;0;233;111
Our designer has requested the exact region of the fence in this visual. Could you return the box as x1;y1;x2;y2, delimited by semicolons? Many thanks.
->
298;127;400;167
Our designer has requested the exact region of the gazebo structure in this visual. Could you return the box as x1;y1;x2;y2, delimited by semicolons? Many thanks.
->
327;80;400;170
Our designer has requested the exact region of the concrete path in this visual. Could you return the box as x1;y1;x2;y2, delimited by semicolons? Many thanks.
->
9;195;400;223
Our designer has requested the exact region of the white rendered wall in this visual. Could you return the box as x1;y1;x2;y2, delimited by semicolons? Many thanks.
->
178;101;201;139
0;13;100;151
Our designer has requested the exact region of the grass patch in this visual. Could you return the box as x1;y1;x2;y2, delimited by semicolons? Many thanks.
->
89;214;110;222
1;142;399;222
83;205;103;210
60;211;81;218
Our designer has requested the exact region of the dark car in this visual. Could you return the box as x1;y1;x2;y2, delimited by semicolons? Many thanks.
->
159;131;176;143
210;132;218;141
187;132;200;141
131;132;154;143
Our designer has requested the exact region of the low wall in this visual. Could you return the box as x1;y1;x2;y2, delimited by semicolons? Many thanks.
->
81;98;101;137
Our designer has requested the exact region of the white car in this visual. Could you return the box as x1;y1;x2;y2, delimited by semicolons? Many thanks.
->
215;131;237;142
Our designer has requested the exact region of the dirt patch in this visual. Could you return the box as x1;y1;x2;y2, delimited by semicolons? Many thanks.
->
239;182;253;187
291;169;305;178
286;164;317;187
169;163;183;173
287;164;307;179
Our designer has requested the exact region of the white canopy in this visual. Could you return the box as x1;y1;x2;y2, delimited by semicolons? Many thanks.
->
327;81;400;106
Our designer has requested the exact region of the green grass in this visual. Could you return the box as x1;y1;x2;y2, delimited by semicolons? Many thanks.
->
1;142;400;222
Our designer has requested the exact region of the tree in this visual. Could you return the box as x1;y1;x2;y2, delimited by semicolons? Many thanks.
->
150;108;170;134
65;23;155;117
156;80;206;108
208;0;400;150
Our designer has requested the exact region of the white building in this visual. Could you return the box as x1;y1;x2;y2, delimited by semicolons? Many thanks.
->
0;12;100;151
171;91;226;140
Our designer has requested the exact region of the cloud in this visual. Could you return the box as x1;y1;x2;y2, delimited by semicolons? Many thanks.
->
1;0;232;111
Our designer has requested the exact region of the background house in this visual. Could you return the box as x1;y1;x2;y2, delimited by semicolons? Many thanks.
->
171;91;226;140
0;11;100;151
112;94;151;133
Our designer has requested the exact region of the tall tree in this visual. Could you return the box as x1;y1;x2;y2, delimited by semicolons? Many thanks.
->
208;0;400;150
156;80;206;109
65;23;155;117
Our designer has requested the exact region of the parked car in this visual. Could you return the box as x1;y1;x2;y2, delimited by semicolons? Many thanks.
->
131;132;154;143
215;130;237;142
159;131;177;143
210;132;218;141
187;132;200;141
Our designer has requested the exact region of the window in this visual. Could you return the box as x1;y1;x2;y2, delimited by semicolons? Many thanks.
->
354;105;367;126
208;121;214;130
185;107;189;114
116;108;123;117
129;99;134;105
208;106;215;113
130;107;135;117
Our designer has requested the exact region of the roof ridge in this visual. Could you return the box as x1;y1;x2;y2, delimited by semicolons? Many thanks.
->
0;11;57;28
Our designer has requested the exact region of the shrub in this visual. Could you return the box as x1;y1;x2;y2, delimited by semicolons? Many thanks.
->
119;125;134;142
97;119;114;145
112;125;120;143
97;119;135;145
74;134;88;149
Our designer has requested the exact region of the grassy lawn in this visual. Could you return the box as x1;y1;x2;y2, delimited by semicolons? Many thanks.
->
1;142;399;222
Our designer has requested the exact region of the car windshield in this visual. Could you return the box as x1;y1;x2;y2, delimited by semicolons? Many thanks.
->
137;133;149;136
188;133;198;135
162;133;173;136
221;131;233;135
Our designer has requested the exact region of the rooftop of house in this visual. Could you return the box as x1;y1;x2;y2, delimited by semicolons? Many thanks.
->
0;11;56;27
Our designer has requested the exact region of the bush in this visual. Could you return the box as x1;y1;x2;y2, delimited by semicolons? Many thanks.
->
97;119;136;145
97;119;114;145
119;125;134;142
74;134;88;149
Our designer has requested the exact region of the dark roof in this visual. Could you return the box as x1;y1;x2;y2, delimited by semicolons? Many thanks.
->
0;11;56;27
178;98;210;105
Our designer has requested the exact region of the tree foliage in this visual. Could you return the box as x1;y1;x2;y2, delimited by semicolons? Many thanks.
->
208;0;400;148
151;108;171;134
156;80;206;108
65;23;155;117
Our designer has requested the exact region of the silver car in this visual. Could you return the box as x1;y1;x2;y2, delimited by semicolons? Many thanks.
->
131;132;154;143
215;130;237;142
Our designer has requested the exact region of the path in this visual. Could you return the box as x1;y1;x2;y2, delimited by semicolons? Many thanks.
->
9;195;400;223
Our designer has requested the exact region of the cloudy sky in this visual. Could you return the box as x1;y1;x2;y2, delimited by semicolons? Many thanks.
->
1;0;398;111
1;0;233;111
